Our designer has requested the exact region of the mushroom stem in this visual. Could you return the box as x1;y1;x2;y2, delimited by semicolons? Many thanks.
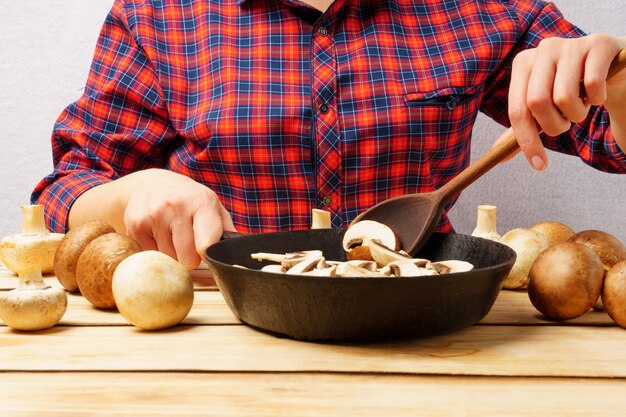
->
17;265;50;290
311;209;332;229
471;205;500;241
21;205;49;235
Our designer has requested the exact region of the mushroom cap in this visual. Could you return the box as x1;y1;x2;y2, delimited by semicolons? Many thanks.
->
601;261;626;328
0;232;64;275
0;286;67;331
342;220;400;252
528;242;604;321
112;251;194;330
54;221;115;292
530;221;575;247
568;230;626;271
76;233;142;309
499;228;550;289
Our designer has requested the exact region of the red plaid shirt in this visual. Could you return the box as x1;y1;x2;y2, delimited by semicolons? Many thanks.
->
33;0;626;234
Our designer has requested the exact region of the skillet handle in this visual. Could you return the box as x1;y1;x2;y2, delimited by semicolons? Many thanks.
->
221;230;244;240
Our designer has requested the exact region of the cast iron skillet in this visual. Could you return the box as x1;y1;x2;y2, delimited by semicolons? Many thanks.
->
205;229;516;342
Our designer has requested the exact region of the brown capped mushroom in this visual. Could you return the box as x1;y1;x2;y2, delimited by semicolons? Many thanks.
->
76;233;142;309
53;220;115;292
602;261;626;328
569;230;626;271
527;242;604;320
530;221;575;247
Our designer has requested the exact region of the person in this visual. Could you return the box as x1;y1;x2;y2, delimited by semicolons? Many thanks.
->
32;0;626;269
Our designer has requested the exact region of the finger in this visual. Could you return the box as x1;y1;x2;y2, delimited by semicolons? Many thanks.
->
553;50;590;123
526;53;571;137
193;203;225;258
220;204;237;232
491;127;521;162
152;219;178;261
171;216;201;270
124;212;159;251
134;233;158;252
509;51;548;171
583;44;613;105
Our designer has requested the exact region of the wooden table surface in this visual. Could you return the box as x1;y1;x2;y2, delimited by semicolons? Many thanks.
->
1;265;625;416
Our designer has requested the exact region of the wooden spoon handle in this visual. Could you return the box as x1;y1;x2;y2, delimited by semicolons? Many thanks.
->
437;128;519;200
437;47;626;201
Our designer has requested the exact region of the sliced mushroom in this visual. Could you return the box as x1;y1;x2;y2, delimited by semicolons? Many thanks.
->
335;263;387;278
346;245;374;261
380;260;438;277
386;262;425;277
368;239;412;267
251;250;324;269
261;264;287;273
342;220;400;252
345;260;378;271
286;256;327;275
427;260;474;274
250;252;286;263
303;266;338;277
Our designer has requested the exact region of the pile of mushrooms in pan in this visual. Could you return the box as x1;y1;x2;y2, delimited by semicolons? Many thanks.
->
250;220;474;278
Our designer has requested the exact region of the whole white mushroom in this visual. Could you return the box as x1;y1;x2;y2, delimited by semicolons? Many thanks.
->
499;228;550;289
112;251;194;330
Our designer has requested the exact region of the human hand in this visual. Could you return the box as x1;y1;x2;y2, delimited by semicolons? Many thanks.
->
119;168;236;269
508;34;626;171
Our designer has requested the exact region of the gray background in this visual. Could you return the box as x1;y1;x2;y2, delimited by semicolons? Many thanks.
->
0;1;624;241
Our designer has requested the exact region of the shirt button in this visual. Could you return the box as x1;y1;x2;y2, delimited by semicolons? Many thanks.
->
322;196;332;206
318;27;328;36
319;103;329;113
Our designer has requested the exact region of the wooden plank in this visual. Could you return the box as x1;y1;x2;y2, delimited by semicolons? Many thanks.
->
0;292;238;327
54;292;239;326
481;290;614;326
0;285;615;327
0;267;218;290
1;324;625;377
1;372;625;417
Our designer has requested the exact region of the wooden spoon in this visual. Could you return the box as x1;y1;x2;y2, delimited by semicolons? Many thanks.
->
352;48;626;255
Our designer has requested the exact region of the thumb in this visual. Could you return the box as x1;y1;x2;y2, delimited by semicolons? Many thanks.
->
192;204;228;259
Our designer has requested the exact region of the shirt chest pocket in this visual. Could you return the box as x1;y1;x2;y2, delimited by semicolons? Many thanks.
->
404;85;483;110
402;85;483;161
